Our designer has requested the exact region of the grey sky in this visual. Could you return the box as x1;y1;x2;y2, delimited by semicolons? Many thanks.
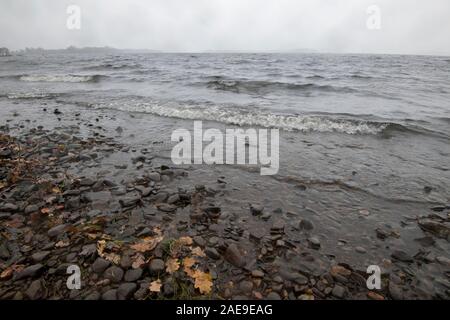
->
1;0;449;55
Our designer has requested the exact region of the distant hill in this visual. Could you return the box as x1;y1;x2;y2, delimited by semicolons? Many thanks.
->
17;46;161;54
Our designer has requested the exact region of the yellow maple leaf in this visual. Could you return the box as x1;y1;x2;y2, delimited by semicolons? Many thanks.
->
191;246;206;257
165;258;180;274
149;279;162;292
193;270;213;294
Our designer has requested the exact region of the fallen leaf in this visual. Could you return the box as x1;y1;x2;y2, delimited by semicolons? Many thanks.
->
177;236;193;246
191;247;206;257
55;240;70;248
0;268;13;280
103;252;121;265
149;279;162;292
97;240;106;256
0;182;6;190
183;257;197;277
193;270;213;294
40;207;51;214
52;187;61;194
183;257;196;268
130;235;163;253
132;253;146;269
165;258;180;274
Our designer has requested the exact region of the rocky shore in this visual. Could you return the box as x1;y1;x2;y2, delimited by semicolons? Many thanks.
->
0;106;449;300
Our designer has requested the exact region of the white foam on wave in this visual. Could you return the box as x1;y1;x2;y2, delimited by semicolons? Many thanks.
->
7;92;55;99
19;74;95;83
93;102;388;135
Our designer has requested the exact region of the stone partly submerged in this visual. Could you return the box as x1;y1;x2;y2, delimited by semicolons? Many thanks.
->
0;48;11;57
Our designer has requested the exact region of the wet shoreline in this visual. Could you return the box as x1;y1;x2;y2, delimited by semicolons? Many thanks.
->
0;103;449;300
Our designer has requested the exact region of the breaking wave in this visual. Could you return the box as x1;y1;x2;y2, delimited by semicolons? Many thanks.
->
6;92;59;99
92;102;390;135
19;74;103;83
203;77;357;95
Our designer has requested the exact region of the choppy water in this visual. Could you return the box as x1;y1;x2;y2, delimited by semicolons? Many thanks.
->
0;52;449;205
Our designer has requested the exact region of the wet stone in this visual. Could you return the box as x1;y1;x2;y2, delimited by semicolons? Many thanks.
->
25;280;46;300
391;250;413;263
92;258;111;274
104;266;124;283
266;292;281;300
117;283;137;300
15;264;44;280
148;259;165;275
299;219;314;231
47;224;69;238
102;289;118;300
332;285;347;299
124;268;143;282
308;237;321;250
205;247;220;260
224;244;246;268
31;251;50;263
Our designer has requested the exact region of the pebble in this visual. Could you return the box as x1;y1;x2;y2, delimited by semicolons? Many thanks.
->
84;291;101;300
299;219;314;231
391;250;413;263
331;285;347;299
266;292;281;300
15;264;44;280
250;204;264;216
25;280;46;300
102;289;118;300
124;268;143;282
224;244;246;268
239;281;253;294
307;236;321;250
117;283;137;300
148;258;165;275
205;247;220;260
104;266;124;283
251;270;264;278
193;236;206;247
31;251;50;263
47;224;69;238
148;172;161;182
92;258;111;274
355;246;367;254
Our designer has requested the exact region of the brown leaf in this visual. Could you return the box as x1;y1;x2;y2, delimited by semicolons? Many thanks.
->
193;270;213;294
165;258;180;274
52;187;61;194
191;247;206;257
177;236;193;246
130;235;163;253
183;257;197;277
40;207;51;214
149;279;162;292
97;240;106;256
132;253;146;269
55;240;70;248
103;252;121;265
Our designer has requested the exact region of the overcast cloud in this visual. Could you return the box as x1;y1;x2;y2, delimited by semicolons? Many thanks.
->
1;0;449;55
